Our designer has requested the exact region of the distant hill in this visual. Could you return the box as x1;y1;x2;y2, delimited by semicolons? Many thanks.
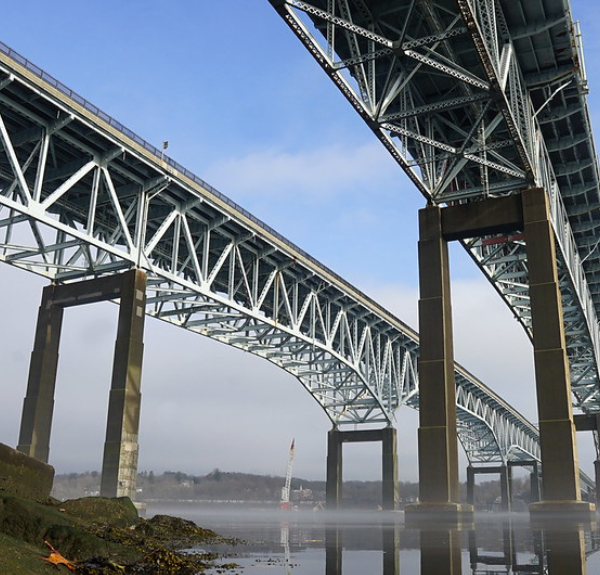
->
53;470;415;508
52;470;532;509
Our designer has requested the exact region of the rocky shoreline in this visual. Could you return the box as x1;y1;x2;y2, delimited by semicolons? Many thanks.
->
0;494;241;574
0;441;243;574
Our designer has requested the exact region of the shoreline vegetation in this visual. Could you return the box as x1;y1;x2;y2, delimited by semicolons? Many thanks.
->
53;470;535;510
0;495;242;574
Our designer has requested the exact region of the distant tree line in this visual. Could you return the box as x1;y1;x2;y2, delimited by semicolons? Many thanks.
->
51;470;535;509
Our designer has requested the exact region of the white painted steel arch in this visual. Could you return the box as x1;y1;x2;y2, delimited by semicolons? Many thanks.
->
0;39;546;471
268;0;600;419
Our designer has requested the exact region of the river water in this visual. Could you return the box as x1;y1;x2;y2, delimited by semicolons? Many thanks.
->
146;501;600;574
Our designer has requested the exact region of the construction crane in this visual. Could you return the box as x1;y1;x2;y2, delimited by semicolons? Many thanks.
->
280;439;295;510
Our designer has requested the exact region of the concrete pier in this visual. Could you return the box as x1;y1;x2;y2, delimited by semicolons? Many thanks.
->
466;465;511;511
466;461;541;510
523;189;593;515
17;285;64;463
17;270;146;500
409;188;593;517
100;270;147;499
405;205;472;519
574;412;600;504
508;460;541;504
326;427;398;510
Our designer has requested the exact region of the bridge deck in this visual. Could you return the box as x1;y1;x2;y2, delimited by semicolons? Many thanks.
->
0;32;581;478
268;0;600;418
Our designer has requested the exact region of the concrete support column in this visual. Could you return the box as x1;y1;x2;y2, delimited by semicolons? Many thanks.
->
466;466;475;505
326;428;343;510
381;427;399;511
326;427;399;510
407;205;471;518
530;463;541;503
17;285;64;462
100;270;146;499
499;465;510;512
595;460;600;506
417;205;458;504
523;188;593;514
465;465;510;511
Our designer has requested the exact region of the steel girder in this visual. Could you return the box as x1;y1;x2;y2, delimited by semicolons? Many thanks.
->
0;41;541;464
268;0;600;418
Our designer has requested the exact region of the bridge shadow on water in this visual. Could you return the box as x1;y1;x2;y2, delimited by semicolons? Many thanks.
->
147;502;600;574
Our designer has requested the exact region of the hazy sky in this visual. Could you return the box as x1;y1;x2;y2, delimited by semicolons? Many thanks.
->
1;1;599;483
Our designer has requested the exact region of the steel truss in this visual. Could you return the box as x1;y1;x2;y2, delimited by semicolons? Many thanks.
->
0;42;541;465
269;0;600;417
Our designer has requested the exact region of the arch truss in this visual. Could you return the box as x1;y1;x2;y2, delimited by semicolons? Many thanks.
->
269;0;600;415
0;39;538;463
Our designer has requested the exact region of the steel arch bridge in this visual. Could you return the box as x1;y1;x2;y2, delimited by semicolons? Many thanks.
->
268;0;600;418
0;38;561;477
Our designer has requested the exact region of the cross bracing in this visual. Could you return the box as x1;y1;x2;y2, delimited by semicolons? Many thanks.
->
269;0;600;415
0;42;547;469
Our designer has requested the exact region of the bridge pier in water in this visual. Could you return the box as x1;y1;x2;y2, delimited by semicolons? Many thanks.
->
326;427;398;510
466;461;541;511
466;465;511;511
509;460;541;505
17;269;146;500
574;412;600;504
522;189;593;515
405;204;473;520
409;187;593;517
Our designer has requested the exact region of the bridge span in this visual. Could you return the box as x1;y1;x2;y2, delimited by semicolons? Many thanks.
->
269;0;600;515
0;37;557;505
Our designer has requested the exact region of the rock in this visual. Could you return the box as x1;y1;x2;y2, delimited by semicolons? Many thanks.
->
57;496;139;528
134;513;219;548
0;495;139;565
0;495;237;575
0;496;71;544
0;443;54;500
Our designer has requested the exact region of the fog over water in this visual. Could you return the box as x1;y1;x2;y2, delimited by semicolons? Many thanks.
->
147;502;600;574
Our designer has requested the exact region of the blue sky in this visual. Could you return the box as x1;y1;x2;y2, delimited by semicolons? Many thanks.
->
0;1;598;482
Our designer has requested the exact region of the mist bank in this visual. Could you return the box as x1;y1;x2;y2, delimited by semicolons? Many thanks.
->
53;470;535;510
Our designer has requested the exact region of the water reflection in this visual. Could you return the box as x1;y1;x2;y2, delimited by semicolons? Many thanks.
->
419;527;462;575
468;520;543;573
325;524;400;575
543;525;586;575
382;523;400;575
322;515;594;574
147;502;600;574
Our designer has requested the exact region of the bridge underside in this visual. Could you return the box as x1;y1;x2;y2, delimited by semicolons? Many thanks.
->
268;0;600;418
0;39;544;475
268;0;600;511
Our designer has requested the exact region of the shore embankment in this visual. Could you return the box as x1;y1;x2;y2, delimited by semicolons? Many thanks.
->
0;443;240;574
